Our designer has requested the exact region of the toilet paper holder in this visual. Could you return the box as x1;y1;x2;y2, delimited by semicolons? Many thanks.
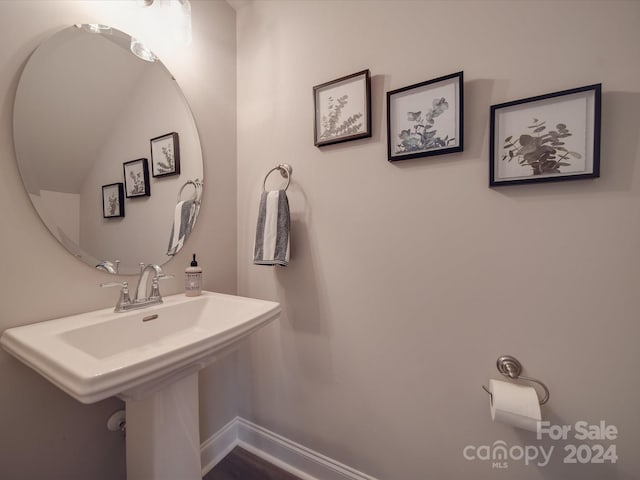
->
482;355;550;405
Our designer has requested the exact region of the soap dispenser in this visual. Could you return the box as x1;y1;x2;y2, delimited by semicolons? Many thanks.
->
185;254;202;297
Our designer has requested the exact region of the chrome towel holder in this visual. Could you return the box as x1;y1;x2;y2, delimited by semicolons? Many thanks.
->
482;355;550;405
263;164;292;192
177;178;203;203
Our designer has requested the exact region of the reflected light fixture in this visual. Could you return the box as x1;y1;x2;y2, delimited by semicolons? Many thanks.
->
130;0;192;62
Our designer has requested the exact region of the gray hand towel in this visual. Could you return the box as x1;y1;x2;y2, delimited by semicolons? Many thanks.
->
167;199;196;256
254;190;290;266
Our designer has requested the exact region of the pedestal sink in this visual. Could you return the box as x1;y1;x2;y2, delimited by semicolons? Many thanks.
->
0;291;280;480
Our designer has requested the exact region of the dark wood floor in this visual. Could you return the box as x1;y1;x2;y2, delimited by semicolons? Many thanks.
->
204;447;302;480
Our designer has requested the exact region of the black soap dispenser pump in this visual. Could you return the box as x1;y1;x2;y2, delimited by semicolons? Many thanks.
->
185;254;202;297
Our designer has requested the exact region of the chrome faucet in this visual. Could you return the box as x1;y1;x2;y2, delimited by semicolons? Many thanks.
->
95;259;120;274
100;264;173;312
135;263;165;302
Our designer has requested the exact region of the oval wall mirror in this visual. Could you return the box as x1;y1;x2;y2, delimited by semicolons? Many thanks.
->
13;24;203;275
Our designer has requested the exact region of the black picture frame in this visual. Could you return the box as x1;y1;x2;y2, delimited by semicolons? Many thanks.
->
490;84;601;187
387;71;464;162
313;69;371;147
150;132;181;178
123;158;150;198
102;182;124;218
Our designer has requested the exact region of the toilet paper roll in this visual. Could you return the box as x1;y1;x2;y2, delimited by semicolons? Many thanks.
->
489;379;541;432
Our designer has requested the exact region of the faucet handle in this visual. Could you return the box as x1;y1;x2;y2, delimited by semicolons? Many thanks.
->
100;281;131;311
149;274;173;300
100;280;128;289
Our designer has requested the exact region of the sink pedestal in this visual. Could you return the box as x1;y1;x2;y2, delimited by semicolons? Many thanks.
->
0;291;281;480
126;372;201;480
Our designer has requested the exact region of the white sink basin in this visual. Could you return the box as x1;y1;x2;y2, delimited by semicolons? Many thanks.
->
0;291;280;403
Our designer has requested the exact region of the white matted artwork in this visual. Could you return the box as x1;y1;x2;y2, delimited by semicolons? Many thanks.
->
150;132;181;178
123;158;150;198
102;182;124;218
490;84;601;186
387;71;463;161
313;70;371;147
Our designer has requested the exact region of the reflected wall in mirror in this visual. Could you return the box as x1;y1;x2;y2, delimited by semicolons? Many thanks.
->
13;24;203;275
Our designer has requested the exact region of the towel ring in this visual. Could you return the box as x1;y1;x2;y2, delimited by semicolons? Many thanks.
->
177;179;203;202
263;164;292;192
481;355;550;406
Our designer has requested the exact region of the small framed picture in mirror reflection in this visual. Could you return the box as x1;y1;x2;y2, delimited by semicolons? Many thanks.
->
150;132;181;178
123;158;150;198
102;183;124;218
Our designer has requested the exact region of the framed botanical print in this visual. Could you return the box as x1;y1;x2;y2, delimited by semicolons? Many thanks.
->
123;158;150;198
490;84;601;186
151;132;181;177
102;183;124;218
313;69;371;147
387;71;463;161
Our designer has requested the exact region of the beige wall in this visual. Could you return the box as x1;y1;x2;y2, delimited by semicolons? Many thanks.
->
0;1;236;478
236;1;640;479
3;0;640;478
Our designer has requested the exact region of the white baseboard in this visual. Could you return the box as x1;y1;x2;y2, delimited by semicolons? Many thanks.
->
200;416;240;475
201;416;378;480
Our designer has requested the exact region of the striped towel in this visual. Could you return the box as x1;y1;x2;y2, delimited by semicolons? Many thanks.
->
167;199;196;256
254;190;290;266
